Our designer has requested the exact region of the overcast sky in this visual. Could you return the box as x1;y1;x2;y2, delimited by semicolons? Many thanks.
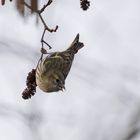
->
0;0;140;140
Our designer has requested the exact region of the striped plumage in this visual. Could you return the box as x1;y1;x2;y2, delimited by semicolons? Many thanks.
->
36;34;84;92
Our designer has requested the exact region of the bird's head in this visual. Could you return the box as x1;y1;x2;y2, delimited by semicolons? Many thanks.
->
37;70;65;93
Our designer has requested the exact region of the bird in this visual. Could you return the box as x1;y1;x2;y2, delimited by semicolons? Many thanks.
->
36;34;84;93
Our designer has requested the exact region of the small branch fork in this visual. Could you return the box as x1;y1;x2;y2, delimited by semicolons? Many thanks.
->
24;0;58;63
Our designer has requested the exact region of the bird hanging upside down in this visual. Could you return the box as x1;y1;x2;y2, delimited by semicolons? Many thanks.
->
36;34;84;92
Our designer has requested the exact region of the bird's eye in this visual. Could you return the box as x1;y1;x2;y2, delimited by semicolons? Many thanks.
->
56;79;60;83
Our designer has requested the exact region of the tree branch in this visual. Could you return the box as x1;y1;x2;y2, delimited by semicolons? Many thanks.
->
22;0;58;99
24;0;58;64
24;1;58;51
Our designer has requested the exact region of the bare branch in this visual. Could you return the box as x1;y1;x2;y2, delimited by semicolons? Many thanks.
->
24;0;58;60
39;0;53;14
22;0;58;99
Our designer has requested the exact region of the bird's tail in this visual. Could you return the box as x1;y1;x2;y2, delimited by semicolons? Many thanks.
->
67;34;84;54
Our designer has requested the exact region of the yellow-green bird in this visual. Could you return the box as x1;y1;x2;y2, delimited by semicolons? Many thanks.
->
36;34;84;92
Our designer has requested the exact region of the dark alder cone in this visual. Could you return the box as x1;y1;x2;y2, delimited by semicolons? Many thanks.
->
80;0;90;11
26;69;36;87
22;69;37;100
1;0;5;5
1;0;12;5
1;0;38;16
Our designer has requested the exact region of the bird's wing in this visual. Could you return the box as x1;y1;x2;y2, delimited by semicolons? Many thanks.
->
43;52;63;71
57;51;74;79
43;52;73;79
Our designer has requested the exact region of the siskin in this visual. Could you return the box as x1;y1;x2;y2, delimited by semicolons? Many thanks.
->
36;34;84;92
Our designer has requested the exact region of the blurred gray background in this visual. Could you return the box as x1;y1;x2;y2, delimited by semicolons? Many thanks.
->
0;0;140;140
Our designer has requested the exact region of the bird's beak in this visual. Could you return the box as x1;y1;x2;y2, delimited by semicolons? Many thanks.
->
59;85;65;92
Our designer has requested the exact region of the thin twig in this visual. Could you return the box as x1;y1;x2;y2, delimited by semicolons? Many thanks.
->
42;40;52;49
39;0;53;14
24;1;58;33
24;0;58;69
